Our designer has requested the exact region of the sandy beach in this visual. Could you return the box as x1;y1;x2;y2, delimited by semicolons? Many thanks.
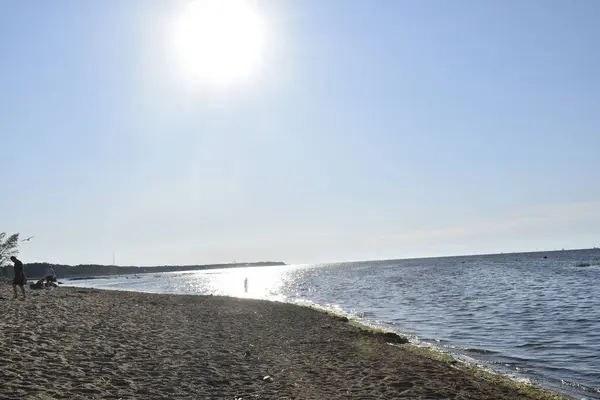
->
0;285;568;400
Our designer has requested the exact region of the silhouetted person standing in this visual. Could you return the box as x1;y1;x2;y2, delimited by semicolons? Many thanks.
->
11;256;26;299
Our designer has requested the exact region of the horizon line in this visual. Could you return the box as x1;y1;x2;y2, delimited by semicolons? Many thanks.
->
22;247;599;268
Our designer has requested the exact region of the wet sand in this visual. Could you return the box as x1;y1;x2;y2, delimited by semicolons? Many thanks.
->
0;285;568;399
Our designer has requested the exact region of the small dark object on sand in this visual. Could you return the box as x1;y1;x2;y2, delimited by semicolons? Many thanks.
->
29;280;45;290
361;329;409;344
333;315;349;323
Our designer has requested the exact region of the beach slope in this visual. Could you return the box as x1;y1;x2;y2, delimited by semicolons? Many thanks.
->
0;286;567;399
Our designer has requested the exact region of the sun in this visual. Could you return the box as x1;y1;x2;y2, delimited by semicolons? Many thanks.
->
169;0;266;87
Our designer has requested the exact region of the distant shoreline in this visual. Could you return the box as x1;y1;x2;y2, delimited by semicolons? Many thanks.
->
19;261;286;280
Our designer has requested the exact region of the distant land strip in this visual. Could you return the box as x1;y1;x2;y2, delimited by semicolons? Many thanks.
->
3;261;286;279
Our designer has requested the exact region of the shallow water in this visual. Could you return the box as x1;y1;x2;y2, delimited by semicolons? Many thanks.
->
66;249;600;399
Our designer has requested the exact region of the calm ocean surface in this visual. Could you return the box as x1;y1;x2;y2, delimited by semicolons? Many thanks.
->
66;249;600;399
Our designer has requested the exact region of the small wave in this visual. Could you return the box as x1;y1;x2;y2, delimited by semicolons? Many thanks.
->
354;311;377;318
516;343;545;348
559;379;600;395
463;347;499;355
380;320;396;325
443;344;499;355
575;262;600;268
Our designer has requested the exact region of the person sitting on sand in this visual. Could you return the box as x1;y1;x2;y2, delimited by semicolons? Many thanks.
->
29;279;46;290
11;256;26;299
45;265;57;286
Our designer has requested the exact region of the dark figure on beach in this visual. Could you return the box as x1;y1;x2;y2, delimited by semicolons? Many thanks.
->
10;256;26;299
29;279;46;290
45;265;57;286
244;277;248;293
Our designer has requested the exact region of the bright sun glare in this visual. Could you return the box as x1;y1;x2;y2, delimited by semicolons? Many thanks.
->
169;0;265;86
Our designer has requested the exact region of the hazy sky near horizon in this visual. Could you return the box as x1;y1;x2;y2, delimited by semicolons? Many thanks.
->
1;0;599;266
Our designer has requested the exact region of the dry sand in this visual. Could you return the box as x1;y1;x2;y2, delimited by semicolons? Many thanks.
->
0;285;569;400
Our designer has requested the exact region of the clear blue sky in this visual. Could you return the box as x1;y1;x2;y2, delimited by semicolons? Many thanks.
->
1;0;599;266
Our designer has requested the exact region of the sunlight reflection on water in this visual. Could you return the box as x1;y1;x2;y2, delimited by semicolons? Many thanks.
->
203;266;288;300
